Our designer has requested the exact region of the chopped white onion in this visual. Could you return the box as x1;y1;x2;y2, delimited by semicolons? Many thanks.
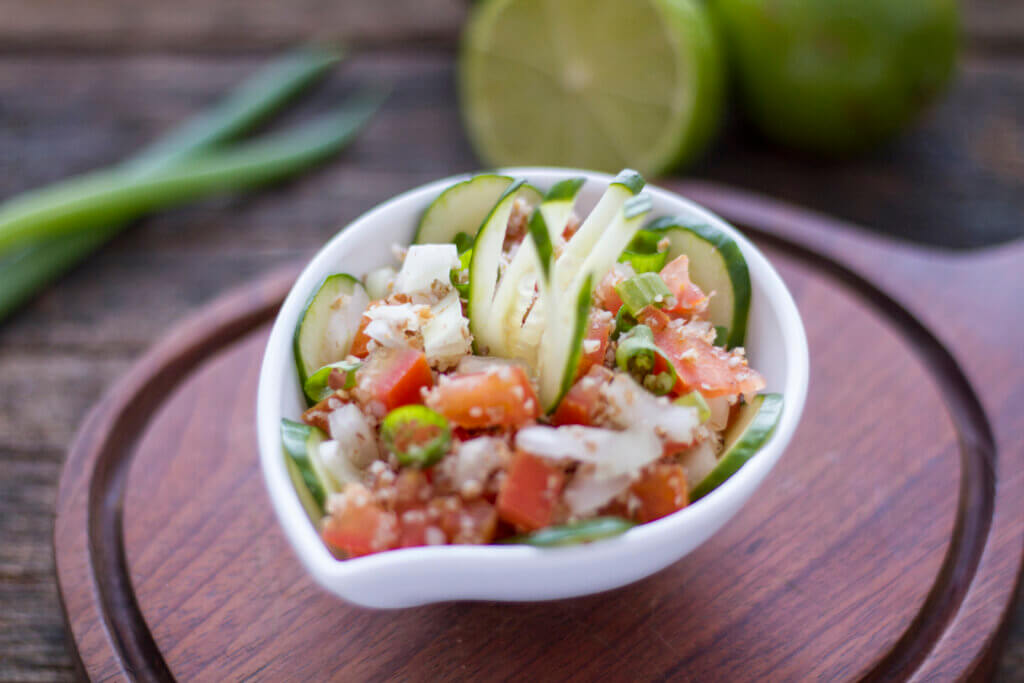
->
422;292;472;371
363;266;396;301
678;439;718;492
326;403;380;469
563;466;631;516
599;373;699;445
364;302;428;349
515;425;662;479
393;244;459;303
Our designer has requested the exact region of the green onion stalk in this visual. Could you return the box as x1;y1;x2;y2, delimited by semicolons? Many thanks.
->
0;46;385;322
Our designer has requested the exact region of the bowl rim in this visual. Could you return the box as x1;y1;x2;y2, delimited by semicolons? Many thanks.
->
257;167;809;591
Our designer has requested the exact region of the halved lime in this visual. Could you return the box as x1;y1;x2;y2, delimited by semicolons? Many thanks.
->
459;0;724;176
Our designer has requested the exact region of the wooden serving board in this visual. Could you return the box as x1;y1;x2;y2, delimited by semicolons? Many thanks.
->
55;182;1024;682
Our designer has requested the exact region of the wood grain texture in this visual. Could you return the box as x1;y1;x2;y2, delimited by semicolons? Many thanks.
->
50;183;1024;681
0;22;1020;683
0;0;1014;54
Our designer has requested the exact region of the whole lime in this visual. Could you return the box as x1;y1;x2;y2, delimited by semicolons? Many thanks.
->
710;0;959;154
459;0;725;176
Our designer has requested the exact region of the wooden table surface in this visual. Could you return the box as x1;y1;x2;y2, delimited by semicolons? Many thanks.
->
0;1;1021;680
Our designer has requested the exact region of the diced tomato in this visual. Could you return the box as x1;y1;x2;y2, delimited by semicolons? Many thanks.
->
359;347;433;411
431;496;499;544
349;314;373;359
631;464;689;522
552;366;612;426
301;396;334;433
497;452;565;531
321;484;399;558
396;508;428;547
660;255;708;318
575;312;613;380
653;327;765;398
425;365;539;429
636;306;672;332
391;469;433;513
595;268;628;315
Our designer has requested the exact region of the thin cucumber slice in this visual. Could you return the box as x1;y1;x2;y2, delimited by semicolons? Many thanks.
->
468;179;526;353
414;173;542;245
554;169;644;295
293;273;368;385
538;177;586;246
527;205;595;412
281;418;337;520
488;177;586;361
690;393;783;501
500;517;635;547
645;216;752;349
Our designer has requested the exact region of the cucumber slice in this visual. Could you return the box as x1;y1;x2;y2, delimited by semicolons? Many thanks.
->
414;173;542;245
554;169;645;295
487;177;587;362
527;205;595;412
538;177;586;246
645;216;752;349
281;418;337;520
500;517;635;547
690;393;783;501
468;179;526;353
293;273;368;385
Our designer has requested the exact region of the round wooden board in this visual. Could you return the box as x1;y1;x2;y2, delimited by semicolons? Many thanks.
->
55;183;1024;682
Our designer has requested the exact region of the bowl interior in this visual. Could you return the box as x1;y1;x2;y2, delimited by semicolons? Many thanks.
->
257;168;808;603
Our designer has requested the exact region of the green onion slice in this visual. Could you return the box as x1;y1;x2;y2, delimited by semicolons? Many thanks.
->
380;405;452;468
615;324;678;396
303;359;361;404
675;390;710;423
499;517;635;547
614;272;672;316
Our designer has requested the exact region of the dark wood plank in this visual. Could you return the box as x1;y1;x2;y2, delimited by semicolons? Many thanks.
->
0;0;1017;53
0;47;1021;682
0;0;467;52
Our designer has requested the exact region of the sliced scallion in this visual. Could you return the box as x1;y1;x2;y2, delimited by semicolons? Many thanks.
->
615;324;678;395
614;272;672;316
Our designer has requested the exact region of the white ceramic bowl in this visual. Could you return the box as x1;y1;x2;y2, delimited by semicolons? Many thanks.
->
257;168;809;608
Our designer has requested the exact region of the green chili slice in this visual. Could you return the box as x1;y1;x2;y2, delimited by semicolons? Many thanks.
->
613;307;638;339
614;272;672;316
303;359;361;403
675;390;710;422
380;405;452;468
615;324;678;396
500;517;635;547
